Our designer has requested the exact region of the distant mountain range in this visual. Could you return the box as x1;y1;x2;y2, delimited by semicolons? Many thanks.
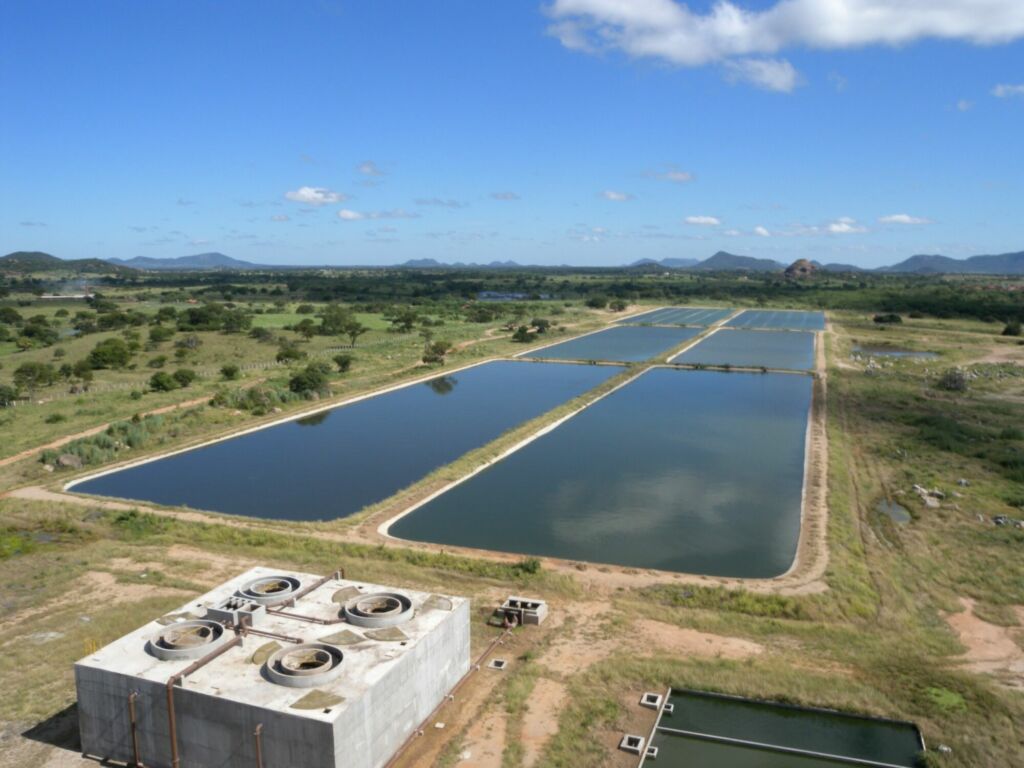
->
106;252;263;270
3;249;1024;275
0;251;136;275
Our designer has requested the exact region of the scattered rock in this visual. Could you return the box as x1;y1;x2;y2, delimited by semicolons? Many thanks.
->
42;464;54;473
957;478;970;487
56;453;82;469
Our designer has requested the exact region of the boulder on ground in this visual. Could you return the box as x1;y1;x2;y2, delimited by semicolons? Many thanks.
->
57;453;82;469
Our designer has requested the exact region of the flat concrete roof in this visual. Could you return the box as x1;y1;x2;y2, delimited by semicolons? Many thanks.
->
75;567;467;723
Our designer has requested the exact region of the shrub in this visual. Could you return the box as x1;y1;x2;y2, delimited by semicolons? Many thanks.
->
148;325;175;343
422;340;453;364
172;369;197;387
333;354;353;373
0;385;17;407
276;341;306;363
87;337;132;368
288;362;332;395
1002;320;1022;337
512;325;532;343
873;313;902;324
585;295;608;309
220;364;241;380
609;299;628;311
149;371;178;392
936;368;969;393
44;413;67;424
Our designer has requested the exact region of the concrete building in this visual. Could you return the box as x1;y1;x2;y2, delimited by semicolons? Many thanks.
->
75;566;470;768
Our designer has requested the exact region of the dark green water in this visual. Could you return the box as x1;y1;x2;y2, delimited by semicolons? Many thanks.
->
521;325;700;363
391;368;812;577
69;361;621;521
652;690;922;767
673;329;815;371
649;732;856;767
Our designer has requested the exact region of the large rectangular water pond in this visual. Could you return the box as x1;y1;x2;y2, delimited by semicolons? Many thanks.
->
727;309;825;331
650;690;923;767
68;361;622;521
390;368;812;577
672;329;816;371
520;325;700;363
616;306;733;327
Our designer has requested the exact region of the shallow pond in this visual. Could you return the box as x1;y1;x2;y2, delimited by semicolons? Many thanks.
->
650;690;923;767
390;368;812;577
520;325;700;363
727;309;825;331
672;329;815;371
616;306;733;327
877;500;912;524
69;361;622;521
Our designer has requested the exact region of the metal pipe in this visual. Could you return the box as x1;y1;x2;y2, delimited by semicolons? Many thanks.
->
266;607;347;625
127;690;143;767
240;626;303;643
280;567;343;607
165;634;244;768
253;723;264;768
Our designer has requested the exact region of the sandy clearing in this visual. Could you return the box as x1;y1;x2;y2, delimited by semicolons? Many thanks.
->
946;598;1024;687
521;678;568;768
457;708;508;767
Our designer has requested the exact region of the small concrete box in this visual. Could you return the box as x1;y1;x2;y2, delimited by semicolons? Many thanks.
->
75;567;470;768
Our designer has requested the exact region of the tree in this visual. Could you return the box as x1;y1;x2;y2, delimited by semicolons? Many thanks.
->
221;309;252;334
333;354;353;373
13;362;56;395
149;371;178;392
530;318;551;334
388;307;419;333
249;326;275;343
319;304;353;336
148;325;175;344
294;318;317;340
422;340;453;364
343;319;369;346
609;299;628;312
87;337;132;369
221;364;241;380
1002;320;1022;337
873;313;902;324
289;362;332;394
585;295;608;309
0;307;23;325
71;359;94;383
0;384;17;407
295;304;316;314
512;325;532;343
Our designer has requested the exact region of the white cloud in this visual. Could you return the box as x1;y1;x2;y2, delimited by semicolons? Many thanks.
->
685;215;721;226
956;99;973;111
271;214;290;222
415;197;467;208
992;83;1024;98
879;213;931;225
828;71;848;92
547;1;1024;90
649;165;693;183
338;208;419;221
827;216;867;234
285;186;348;205
754;225;772;237
723;228;742;236
357;160;385;176
601;190;634;201
491;191;521;200
725;58;800;92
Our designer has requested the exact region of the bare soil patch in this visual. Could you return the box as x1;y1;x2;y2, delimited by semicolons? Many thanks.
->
946;597;1024;688
457;708;508;767
521;677;568;768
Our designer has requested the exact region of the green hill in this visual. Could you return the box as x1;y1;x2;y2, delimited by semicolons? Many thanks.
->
0;251;135;275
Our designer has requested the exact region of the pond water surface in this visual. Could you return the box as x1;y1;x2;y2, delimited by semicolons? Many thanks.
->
672;329;815;371
69;361;622;521
650;690;923;767
616;306;733;327
520;325;700;363
727;309;825;331
852;345;938;360
390;368;812;577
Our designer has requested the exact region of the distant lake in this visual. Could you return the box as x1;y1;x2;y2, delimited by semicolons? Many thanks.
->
69;361;621;521
672;329;816;371
391;368;812;578
521;325;700;363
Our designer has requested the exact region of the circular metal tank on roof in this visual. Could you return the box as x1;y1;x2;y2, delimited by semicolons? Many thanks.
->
343;592;414;628
265;643;344;688
237;575;301;606
147;620;230;661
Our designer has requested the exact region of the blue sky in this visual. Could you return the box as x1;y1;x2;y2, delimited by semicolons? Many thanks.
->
2;0;1022;268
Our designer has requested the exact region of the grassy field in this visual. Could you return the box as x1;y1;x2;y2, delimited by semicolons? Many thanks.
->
1;280;1023;767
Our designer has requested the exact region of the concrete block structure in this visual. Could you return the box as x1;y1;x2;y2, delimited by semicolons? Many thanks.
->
75;567;470;768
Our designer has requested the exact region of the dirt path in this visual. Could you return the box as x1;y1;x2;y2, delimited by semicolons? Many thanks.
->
456;708;508;767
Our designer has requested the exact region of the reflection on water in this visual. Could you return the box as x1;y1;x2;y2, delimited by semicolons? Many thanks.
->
425;375;458;395
392;368;812;578
71;361;620;521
